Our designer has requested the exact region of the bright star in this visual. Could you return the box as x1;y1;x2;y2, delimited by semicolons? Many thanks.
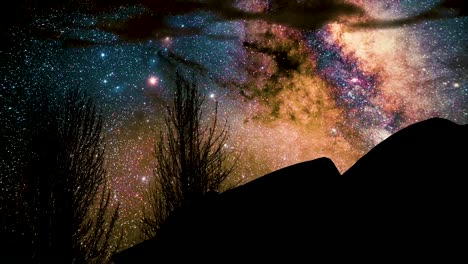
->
148;76;158;86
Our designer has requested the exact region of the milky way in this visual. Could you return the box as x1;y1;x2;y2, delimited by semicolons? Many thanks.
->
2;0;467;249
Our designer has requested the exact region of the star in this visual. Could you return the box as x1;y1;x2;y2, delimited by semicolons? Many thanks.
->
148;76;159;86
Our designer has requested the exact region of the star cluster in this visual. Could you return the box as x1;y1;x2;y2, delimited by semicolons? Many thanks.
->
2;0;466;250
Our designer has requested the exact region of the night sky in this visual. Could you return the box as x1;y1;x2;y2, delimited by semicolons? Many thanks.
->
2;0;467;249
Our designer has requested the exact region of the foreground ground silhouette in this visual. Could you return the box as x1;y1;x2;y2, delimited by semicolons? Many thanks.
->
114;117;467;263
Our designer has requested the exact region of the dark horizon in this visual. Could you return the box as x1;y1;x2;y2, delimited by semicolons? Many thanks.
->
113;117;467;263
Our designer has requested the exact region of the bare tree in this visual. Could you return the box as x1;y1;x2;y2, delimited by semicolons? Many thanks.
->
140;73;237;238
56;88;121;264
13;88;121;263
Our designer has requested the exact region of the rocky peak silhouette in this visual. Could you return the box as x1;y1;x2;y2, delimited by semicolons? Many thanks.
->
114;117;467;263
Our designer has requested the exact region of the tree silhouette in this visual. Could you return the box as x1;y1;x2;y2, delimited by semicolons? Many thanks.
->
140;73;237;238
2;87;120;263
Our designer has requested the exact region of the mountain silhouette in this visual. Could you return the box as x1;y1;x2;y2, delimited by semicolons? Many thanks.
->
114;117;467;263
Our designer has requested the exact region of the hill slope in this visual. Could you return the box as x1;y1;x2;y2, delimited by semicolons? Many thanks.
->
114;117;467;263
